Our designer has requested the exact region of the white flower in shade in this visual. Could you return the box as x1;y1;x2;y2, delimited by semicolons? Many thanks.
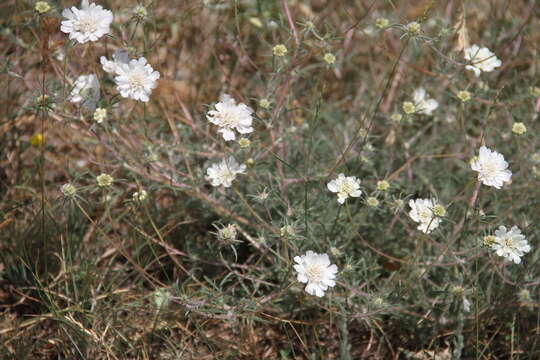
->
60;0;113;44
293;251;338;297
113;57;160;102
491;226;531;264
100;50;129;74
464;45;502;77
206;157;246;188
69;74;100;109
408;198;441;234
327;174;362;204
412;88;438;115
207;94;254;141
471;146;512;189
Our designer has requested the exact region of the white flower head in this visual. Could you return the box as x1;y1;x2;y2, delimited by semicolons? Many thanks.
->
294;251;338;297
207;94;254;141
471;146;512;189
464;45;502;77
491;226;531;264
113;57;160;102
408;198;441;234
206;157;246;188
69;74;100;109
327;173;362;204
100;49;129;74
412;87;438;115
61;0;113;44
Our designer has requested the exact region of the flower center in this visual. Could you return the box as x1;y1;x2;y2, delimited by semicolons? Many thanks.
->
482;161;498;178
219;109;239;128
504;236;516;249
305;263;324;283
128;72;146;89
419;209;432;222
339;182;354;194
220;168;235;182
77;17;98;33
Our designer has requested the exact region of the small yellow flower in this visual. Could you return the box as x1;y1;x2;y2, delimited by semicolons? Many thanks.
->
96;173;114;187
30;133;44;147
402;101;416;114
35;1;51;14
457;90;471;102
272;44;288;57
238;138;251;148
375;18;389;29
512;122;526;135
432;204;446;217
376;180;390;191
323;53;336;65
245;158;255;167
483;235;496;247
529;86;540;97
367;197;379;207
406;21;421;34
93;108;107;123
61;183;77;197
259;98;271;109
133;5;148;18
390;113;402;122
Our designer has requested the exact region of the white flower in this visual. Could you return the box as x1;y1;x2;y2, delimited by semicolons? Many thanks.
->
327;174;362;204
412;88;438;115
69;74;100;109
293;251;338;297
471;146;512;189
100;50;129;74
206;157;246;188
61;0;113;44
113;57;160;102
207;94;254;141
464;45;502;77
491;226;531;264
408;198;441;234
